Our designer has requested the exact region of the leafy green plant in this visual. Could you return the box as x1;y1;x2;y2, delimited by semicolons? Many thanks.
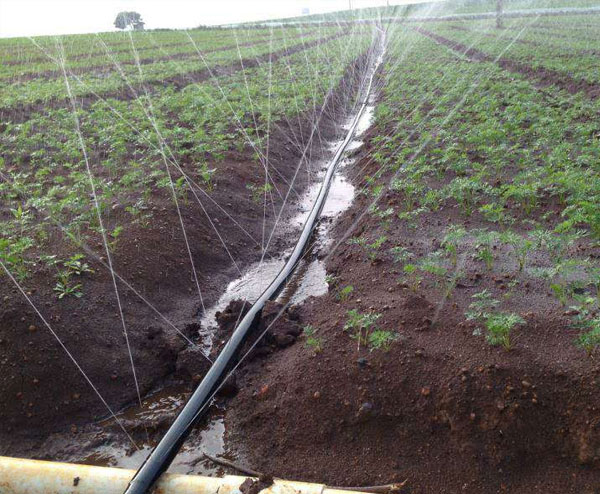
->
366;235;387;262
349;235;387;262
479;202;513;226
247;182;273;204
337;285;354;302
10;205;32;235
484;312;525;350
368;330;397;351
441;225;466;267
109;225;123;252
465;290;500;321
63;254;93;276
389;246;413;264
500;231;533;272
402;263;422;292
418;251;448;278
445;176;491;216
303;325;323;353
0;237;34;281
474;230;498;271
53;270;83;299
575;318;600;356
198;162;217;191
344;309;382;347
466;291;524;350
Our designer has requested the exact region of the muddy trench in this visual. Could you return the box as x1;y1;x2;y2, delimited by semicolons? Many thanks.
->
0;38;382;479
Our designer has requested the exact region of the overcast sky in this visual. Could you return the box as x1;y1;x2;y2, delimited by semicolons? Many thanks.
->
0;0;439;38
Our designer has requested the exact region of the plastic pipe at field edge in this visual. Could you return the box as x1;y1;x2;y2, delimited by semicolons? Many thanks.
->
0;456;366;494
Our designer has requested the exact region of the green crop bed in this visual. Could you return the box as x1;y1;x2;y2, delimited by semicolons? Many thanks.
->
0;25;370;294
346;14;600;353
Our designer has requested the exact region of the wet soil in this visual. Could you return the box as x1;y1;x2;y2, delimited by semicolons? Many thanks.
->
224;100;600;493
5;26;600;494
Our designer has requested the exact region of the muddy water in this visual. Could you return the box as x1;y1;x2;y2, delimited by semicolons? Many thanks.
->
38;387;230;476
200;96;375;334
41;95;377;477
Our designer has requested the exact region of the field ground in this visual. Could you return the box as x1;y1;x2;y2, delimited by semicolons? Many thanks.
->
1;3;600;494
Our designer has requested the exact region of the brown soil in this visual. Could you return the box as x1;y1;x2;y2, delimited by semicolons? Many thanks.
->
0;46;370;458
225;103;600;493
415;27;600;100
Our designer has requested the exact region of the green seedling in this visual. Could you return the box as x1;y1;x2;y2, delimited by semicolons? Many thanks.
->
474;230;498;271
367;235;387;262
337;285;354;302
246;183;273;204
344;309;382;348
198;162;217;191
303;325;323;353
466;290;500;322
484;312;525;350
53;270;82;299
109;225;123;253
500;231;533;272
576;318;600;356
402;263;423;292
63;254;94;276
389;246;413;265
441;225;466;267
368;330;397;351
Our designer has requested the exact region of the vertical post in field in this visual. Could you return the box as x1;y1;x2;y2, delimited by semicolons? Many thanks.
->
496;0;504;29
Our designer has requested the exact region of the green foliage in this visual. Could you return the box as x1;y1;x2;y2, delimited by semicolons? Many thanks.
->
54;270;83;299
368;330;397;351
247;183;273;204
499;231;533;272
441;225;466;267
303;325;323;353
344;309;382;347
402;263;422;292
484;312;525;350
349;235;387;262
63;254;94;275
337;285;354;302
466;291;525;350
389;246;413;264
465;290;499;321
198;162;217;191
474;230;498;271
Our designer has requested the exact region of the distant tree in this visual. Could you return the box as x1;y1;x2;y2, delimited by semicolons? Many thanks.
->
114;11;145;31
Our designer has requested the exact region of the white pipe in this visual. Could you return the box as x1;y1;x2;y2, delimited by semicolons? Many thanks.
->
0;456;362;494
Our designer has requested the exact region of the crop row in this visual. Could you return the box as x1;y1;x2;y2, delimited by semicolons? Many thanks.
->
0;28;270;62
0;30;343;111
0;27;323;79
428;20;600;84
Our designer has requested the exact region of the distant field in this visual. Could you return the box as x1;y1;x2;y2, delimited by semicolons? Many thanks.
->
259;0;600;24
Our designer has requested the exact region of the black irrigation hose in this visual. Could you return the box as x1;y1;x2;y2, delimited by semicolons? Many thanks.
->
123;32;385;494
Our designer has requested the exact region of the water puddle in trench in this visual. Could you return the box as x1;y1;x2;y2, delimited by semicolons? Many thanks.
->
200;95;376;337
